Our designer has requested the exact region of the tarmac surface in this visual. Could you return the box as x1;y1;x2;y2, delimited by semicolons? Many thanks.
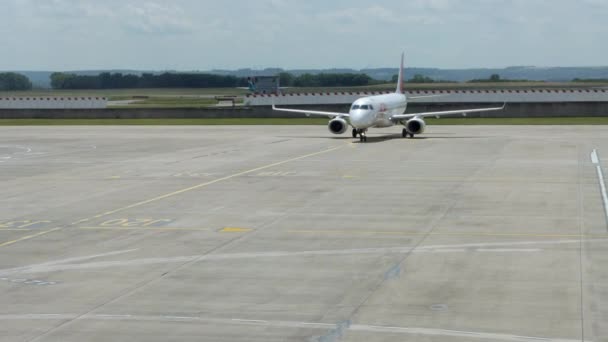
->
1;125;607;342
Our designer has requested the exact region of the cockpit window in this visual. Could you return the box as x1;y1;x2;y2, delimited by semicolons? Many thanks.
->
360;105;369;110
351;105;360;110
369;105;374;110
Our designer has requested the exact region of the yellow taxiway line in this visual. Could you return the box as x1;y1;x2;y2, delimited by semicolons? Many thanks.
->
0;144;345;248
0;227;63;248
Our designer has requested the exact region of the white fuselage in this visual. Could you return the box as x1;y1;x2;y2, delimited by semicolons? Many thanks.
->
348;93;408;129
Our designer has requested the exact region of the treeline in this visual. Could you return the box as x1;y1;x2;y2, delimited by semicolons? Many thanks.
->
0;72;32;90
573;78;608;82
50;72;249;89
49;71;375;89
393;74;454;84
279;72;372;87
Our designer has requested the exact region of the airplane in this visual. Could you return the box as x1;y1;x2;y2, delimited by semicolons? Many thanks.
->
272;53;506;142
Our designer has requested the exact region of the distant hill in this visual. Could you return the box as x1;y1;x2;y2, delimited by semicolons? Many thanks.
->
7;66;608;88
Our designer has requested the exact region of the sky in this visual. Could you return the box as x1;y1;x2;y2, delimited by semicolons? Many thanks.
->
1;0;607;71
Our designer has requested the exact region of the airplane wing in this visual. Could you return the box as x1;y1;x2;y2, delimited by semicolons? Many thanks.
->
272;104;350;118
391;103;506;120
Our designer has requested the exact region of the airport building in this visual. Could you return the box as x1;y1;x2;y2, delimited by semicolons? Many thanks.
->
247;76;280;94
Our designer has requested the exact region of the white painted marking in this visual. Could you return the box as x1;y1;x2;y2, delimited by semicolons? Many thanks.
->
349;324;578;342
415;248;466;253
71;218;90;225
1;277;56;286
302;322;335;326
0;314;585;342
17;146;32;154
0;249;138;276
162;316;193;320
417;238;608;250
591;149;608;226
2;239;602;275
0;145;33;164
591;149;599;164
476;248;542;252
95;314;132;318
232;319;269;323
0;314;75;320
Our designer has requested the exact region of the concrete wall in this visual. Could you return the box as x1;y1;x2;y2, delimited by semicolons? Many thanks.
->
0;96;107;109
0;102;607;119
246;89;608;106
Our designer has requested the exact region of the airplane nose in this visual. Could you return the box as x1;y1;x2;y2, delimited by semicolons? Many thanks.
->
349;111;371;128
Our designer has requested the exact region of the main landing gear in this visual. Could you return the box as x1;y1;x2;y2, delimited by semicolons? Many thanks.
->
402;128;414;139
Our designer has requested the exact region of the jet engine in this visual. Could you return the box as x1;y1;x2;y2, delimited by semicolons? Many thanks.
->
328;118;348;134
405;118;426;135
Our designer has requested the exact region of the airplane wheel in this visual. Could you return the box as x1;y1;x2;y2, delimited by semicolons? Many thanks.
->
409;133;414;138
402;128;407;138
363;135;368;142
352;128;358;138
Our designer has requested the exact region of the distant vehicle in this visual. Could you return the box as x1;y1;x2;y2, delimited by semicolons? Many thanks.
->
273;53;506;142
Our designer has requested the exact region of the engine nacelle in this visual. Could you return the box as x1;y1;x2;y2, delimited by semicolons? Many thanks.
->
405;118;426;135
328;118;348;135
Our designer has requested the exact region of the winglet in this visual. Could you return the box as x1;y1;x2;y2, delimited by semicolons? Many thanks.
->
396;52;405;94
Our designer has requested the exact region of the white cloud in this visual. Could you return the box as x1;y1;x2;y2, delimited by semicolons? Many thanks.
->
13;0;194;35
1;0;607;70
122;2;195;34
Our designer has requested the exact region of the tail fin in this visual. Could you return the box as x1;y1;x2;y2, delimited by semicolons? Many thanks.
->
395;52;404;94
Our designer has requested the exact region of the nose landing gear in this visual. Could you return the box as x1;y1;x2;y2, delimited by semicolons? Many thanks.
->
358;129;367;142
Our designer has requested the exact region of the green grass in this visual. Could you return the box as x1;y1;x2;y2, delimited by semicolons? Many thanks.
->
2;117;608;126
110;97;220;108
